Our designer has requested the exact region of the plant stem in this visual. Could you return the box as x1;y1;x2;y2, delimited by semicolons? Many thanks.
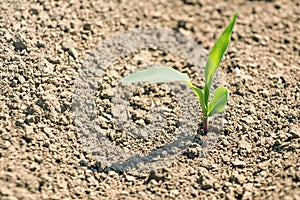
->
203;117;208;134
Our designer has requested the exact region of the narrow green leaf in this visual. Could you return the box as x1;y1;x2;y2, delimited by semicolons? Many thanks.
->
204;84;210;107
205;12;237;92
121;66;190;83
191;86;206;116
207;86;229;117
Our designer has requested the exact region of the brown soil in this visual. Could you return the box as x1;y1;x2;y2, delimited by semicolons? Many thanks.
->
0;0;299;199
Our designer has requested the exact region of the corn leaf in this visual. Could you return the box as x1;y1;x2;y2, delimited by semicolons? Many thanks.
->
191;86;207;117
207;86;229;117
205;12;237;92
204;84;210;107
121;66;190;83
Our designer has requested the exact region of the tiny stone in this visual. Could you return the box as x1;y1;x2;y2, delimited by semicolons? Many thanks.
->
31;8;39;15
83;23;91;30
108;170;118;177
171;189;179;196
234;67;241;75
125;175;136;182
222;155;231;163
226;192;236;200
1;133;10;140
15;119;24;126
120;19;127;26
43;142;49;148
61;38;77;50
120;191;129;195
0;186;13;196
25;125;34;134
34;154;43;164
7;164;14;172
248;63;257;68
233;159;246;167
240;116;254;124
43;127;52;134
79;160;88;166
5;33;12;42
2;141;10;149
13;41;26;51
221;118;228;124
36;40;46;48
68;48;78;59
47;57;60;64
17;75;25;84
239;140;251;151
260;90;270;97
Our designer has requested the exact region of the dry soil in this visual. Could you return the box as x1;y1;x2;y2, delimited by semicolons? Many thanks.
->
0;0;299;199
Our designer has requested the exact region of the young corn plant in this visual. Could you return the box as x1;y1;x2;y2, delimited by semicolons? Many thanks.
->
121;12;237;134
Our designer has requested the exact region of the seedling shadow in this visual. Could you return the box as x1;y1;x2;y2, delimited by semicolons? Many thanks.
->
107;129;219;173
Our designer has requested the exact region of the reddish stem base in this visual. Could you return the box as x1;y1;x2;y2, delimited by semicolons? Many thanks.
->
203;117;208;134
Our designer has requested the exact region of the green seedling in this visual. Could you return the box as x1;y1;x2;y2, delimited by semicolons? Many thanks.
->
121;12;237;134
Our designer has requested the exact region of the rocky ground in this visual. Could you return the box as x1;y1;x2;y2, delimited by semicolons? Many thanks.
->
0;0;299;199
